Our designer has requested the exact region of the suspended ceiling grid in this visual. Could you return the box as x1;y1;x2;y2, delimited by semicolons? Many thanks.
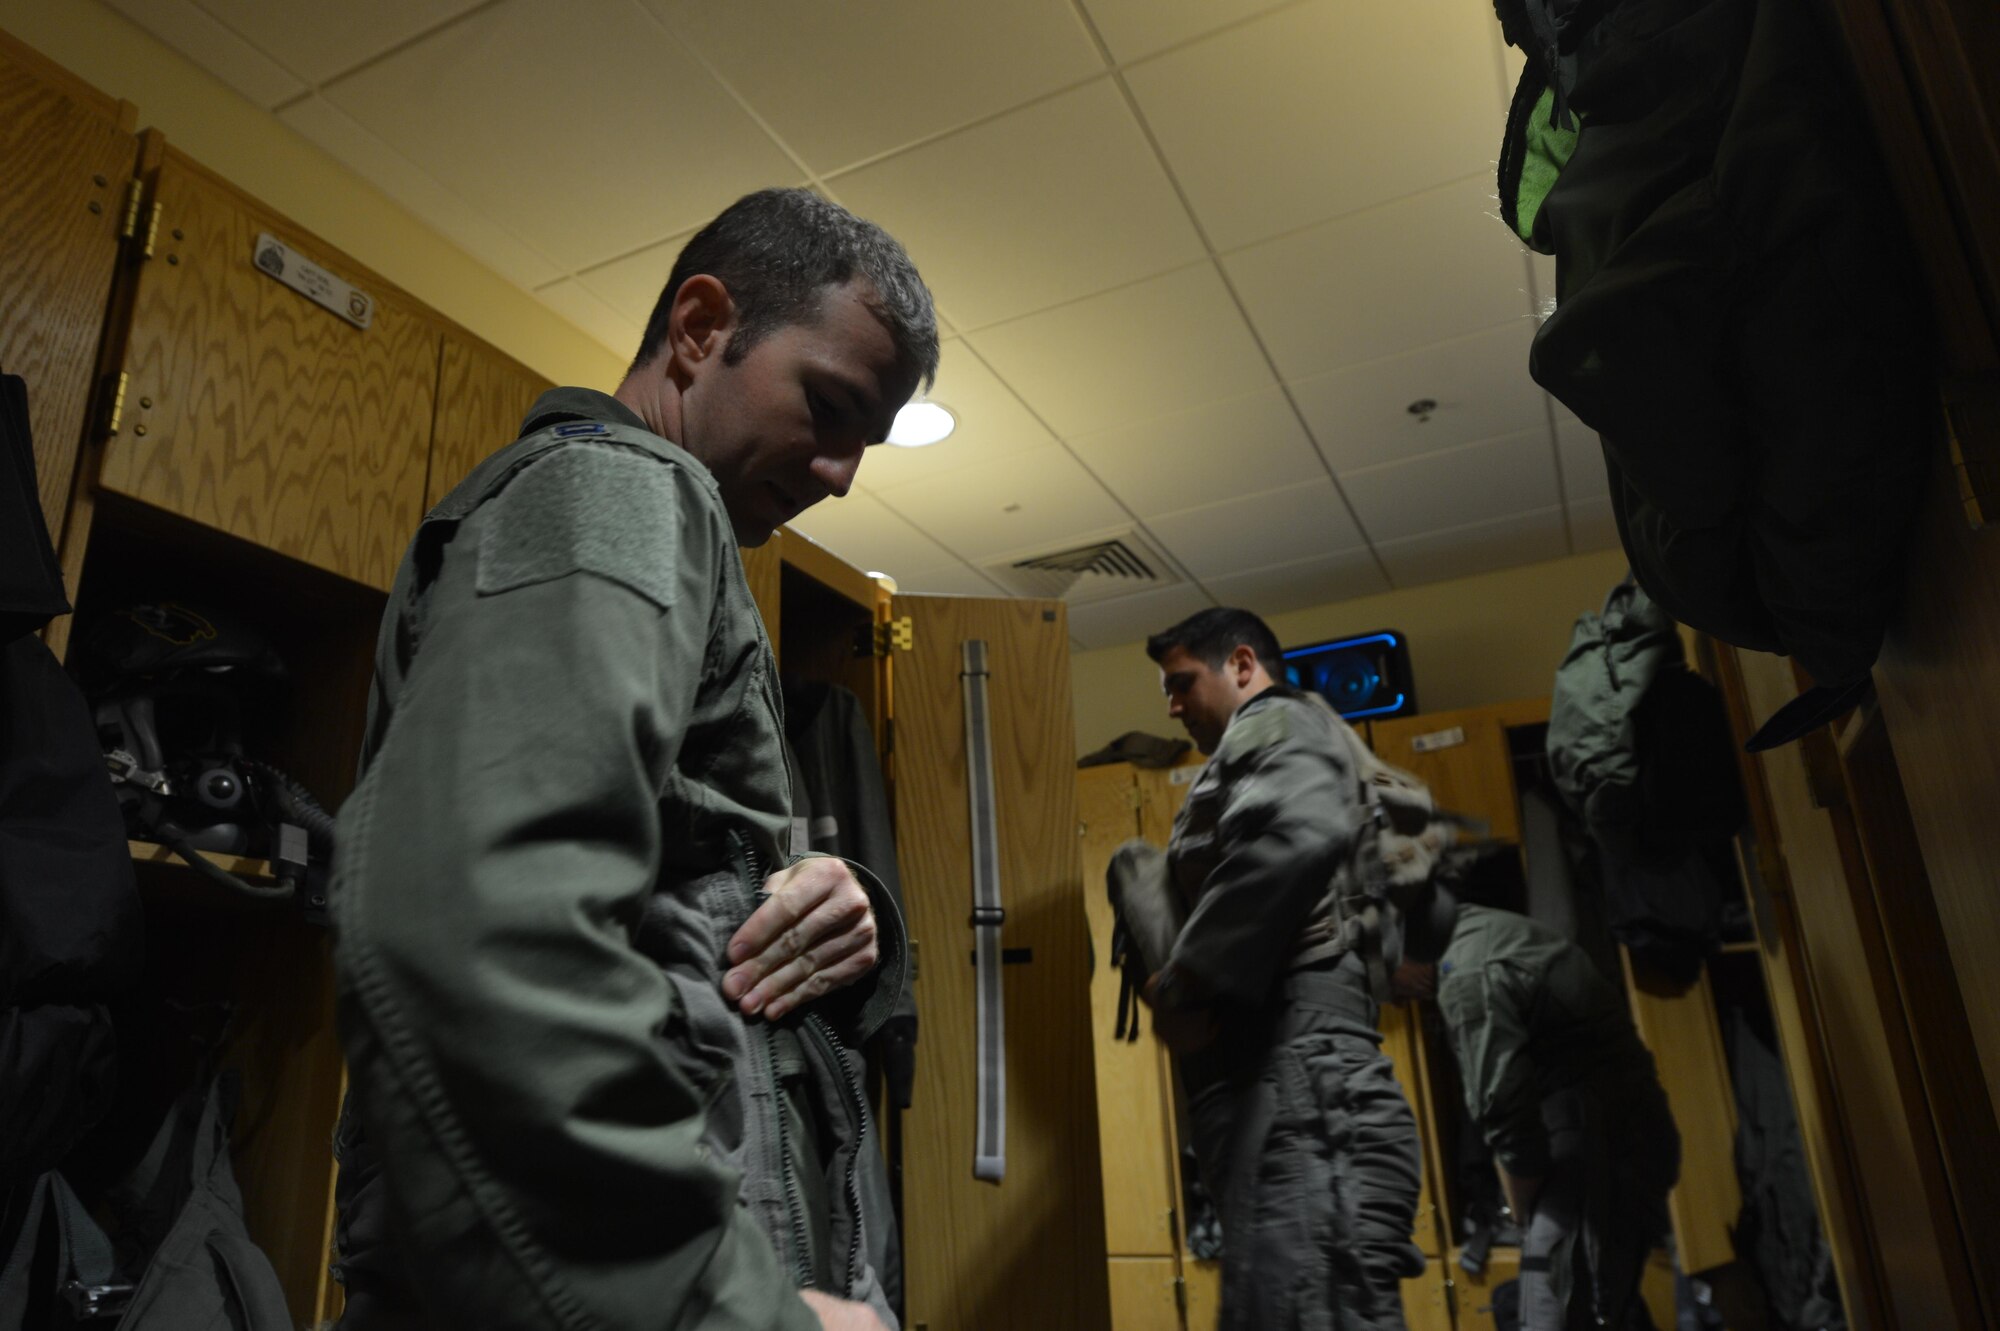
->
104;0;1613;649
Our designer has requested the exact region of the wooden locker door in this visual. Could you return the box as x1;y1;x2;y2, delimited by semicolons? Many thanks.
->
1370;706;1524;843
1106;1258;1184;1331
101;149;437;591
0;33;136;544
426;329;552;509
1617;955;1742;1276
1401;1257;1454;1331
1728;643;1982;1330
1078;763;1181;1259
890;594;1110;1331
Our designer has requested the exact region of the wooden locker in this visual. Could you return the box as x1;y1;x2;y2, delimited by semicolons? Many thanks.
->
1078;763;1182;1260
425;328;552;509
98;145;437;592
892;594;1110;1331
1401;1257;1454;1331
1369;705;1527;844
0;31;136;548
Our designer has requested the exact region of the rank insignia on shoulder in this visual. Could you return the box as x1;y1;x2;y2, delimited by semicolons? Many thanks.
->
554;421;610;437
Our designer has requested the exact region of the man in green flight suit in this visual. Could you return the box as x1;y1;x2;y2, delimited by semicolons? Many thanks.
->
329;189;937;1331
1139;607;1426;1331
1398;885;1680;1330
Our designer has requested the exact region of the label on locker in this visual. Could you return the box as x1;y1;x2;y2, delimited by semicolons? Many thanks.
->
1409;725;1466;753
253;233;375;329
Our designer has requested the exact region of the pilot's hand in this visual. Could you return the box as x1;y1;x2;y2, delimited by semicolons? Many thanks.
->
799;1289;890;1330
724;857;878;1021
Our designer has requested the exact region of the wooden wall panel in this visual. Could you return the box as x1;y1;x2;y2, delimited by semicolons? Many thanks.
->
0;32;136;544
893;595;1109;1331
426;329;551;509
1835;705;2000;1323
1733;646;1981;1330
101;150;435;591
1873;446;2000;1117
1078;764;1181;1258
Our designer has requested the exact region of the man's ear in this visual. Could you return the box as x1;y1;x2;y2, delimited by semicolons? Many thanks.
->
1229;643;1259;684
666;274;735;375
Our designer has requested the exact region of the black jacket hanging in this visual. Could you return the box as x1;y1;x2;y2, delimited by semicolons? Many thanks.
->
1495;0;1936;688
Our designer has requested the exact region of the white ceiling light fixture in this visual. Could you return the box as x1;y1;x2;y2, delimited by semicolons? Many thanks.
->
887;400;956;448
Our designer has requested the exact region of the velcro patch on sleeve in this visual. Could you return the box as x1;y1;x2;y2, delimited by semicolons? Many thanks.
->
1222;703;1291;757
475;444;684;612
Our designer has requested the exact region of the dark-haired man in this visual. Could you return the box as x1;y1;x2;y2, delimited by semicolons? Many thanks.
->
330;189;936;1331
1141;607;1426;1330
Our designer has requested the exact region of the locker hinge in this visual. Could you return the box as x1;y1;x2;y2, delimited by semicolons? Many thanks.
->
859;616;914;656
140;200;165;260
99;371;129;438
117;177;144;240
1174;1275;1188;1316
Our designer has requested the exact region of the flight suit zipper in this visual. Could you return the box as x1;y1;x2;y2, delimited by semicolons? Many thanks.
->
804;1011;870;1296
728;828;815;1288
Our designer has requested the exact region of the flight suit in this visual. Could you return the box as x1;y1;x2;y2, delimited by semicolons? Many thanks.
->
1165;687;1425;1331
1437;904;1678;1329
330;388;906;1331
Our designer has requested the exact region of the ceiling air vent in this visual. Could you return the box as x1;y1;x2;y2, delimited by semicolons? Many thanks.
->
983;530;1180;604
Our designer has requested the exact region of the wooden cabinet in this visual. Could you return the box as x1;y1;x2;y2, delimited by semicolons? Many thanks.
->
426;329;552;509
0;30;136;550
99;147;437;591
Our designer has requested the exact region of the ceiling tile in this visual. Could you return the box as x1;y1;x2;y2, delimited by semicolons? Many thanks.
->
870;446;1128;563
108;0;305;107
1376;505;1569;587
831;81;1204;332
890;563;1011;597
783;490;956;578
1080;0;1291;63
1224;174;1536;377
279;95;564;290
196;0;487;86
321;0;797;272
1556;417;1607;503
574;228;698;328
1126;0;1507;251
1146;478;1364;578
1068;583;1214;651
1288;321;1543;471
854;341;1055;490
533;280;641;362
648;0;1103;173
1340;428;1558;542
970;263;1274;438
1569;497;1622;554
1203;547;1388;616
1068;386;1326;518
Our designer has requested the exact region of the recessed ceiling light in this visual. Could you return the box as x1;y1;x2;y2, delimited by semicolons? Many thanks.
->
888;401;955;448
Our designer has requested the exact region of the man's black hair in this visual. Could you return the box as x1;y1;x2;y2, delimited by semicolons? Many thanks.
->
1145;607;1285;678
630;188;939;391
